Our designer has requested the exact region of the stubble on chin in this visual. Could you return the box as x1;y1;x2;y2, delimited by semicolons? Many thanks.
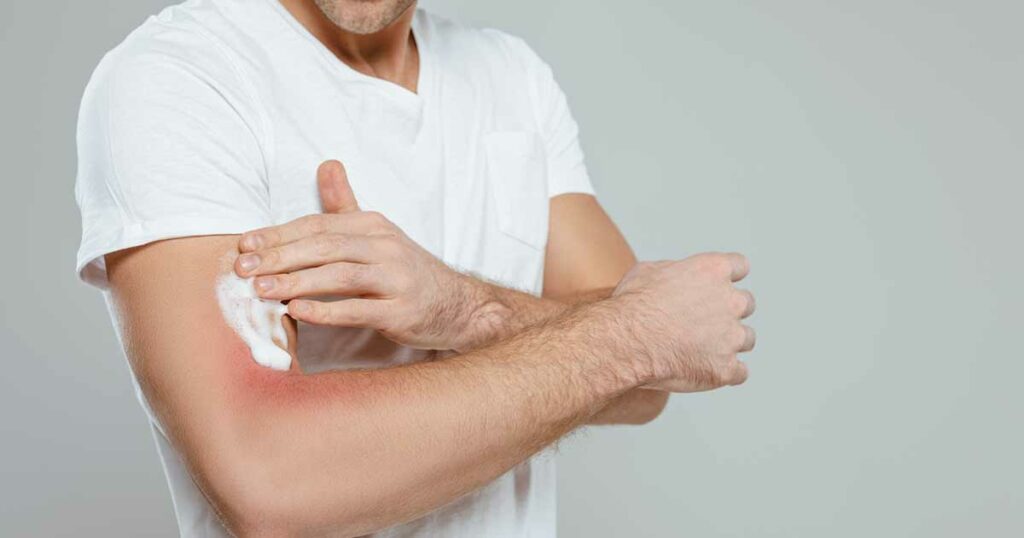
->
312;0;416;35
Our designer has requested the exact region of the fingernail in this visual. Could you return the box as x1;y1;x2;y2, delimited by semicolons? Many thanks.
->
255;277;275;293
243;234;264;251
291;301;309;315
238;254;260;272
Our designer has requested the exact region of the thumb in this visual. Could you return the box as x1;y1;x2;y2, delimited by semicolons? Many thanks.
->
317;159;360;213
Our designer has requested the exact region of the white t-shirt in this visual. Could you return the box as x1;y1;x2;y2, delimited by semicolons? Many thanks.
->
75;0;593;536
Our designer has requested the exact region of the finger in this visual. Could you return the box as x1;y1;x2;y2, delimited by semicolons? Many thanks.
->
236;234;388;277
253;262;388;300
734;289;756;319
728;361;749;385
725;252;750;282
288;298;385;328
739;325;757;352
318;160;360;214
239;212;387;253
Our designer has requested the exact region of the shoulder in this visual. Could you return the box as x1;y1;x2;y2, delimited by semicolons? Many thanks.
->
83;0;254;108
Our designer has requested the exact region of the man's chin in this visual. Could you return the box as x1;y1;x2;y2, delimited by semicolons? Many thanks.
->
314;0;415;35
333;17;393;35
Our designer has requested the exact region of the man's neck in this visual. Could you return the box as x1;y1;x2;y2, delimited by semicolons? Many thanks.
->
279;0;419;92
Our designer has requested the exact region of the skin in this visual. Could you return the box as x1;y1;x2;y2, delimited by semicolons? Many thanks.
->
108;237;753;536
238;161;670;424
311;0;417;35
103;1;758;534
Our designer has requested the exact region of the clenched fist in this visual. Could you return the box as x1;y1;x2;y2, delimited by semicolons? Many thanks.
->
611;254;756;392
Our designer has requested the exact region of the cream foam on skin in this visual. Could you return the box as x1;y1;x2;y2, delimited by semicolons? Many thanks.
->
216;272;291;370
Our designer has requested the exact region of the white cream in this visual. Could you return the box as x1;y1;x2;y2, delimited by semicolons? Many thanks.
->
216;273;291;370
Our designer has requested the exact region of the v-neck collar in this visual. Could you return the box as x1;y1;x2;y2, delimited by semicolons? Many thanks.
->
265;0;432;104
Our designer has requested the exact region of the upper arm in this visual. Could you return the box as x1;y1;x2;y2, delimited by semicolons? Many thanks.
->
543;194;637;299
506;38;634;295
105;235;297;519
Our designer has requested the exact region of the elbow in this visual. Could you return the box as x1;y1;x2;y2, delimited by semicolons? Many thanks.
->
193;445;298;536
178;368;389;536
213;485;288;537
189;407;368;537
200;448;361;537
212;452;392;538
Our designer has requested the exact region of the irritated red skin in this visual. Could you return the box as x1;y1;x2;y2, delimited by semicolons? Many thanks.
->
221;314;380;414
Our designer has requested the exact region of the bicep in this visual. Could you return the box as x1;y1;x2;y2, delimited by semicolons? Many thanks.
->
543;194;637;299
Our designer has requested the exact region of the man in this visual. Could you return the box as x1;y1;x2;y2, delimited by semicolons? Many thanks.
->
75;0;756;535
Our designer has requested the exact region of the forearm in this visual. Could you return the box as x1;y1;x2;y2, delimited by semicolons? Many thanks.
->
203;300;641;536
460;279;668;425
452;275;571;352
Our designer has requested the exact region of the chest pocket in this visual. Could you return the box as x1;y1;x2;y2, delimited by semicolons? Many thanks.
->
483;131;550;250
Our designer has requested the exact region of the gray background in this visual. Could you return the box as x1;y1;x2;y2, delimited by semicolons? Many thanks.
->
2;0;1020;536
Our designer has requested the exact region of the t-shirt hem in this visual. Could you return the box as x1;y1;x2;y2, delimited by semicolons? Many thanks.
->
548;171;596;198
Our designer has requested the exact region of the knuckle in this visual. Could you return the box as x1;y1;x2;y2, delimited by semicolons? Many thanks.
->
323;304;349;325
731;325;748;349
380;236;404;258
746;327;757;350
737;253;750;271
731;362;749;385
335;264;368;289
314;234;338;256
277;273;295;291
303;214;327;235
366;211;396;233
360;304;382;325
261;230;280;248
349;264;369;285
730;292;748;316
262;248;280;266
708;364;728;387
333;266;353;287
712;255;732;276
692;253;723;274
304;301;324;322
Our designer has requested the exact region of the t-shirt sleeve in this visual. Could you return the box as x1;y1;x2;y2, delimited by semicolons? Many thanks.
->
516;39;596;199
74;31;272;289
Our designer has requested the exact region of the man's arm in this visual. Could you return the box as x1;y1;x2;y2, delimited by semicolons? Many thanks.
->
238;163;663;423
108;233;752;536
460;193;669;425
108;235;639;536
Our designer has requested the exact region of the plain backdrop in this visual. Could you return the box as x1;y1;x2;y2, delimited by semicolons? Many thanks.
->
2;0;1021;536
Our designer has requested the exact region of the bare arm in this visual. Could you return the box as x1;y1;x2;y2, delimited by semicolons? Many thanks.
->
459;194;669;424
108;236;640;536
108;232;752;536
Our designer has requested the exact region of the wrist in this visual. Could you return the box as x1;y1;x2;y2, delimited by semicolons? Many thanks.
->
450;275;512;352
580;295;659;389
